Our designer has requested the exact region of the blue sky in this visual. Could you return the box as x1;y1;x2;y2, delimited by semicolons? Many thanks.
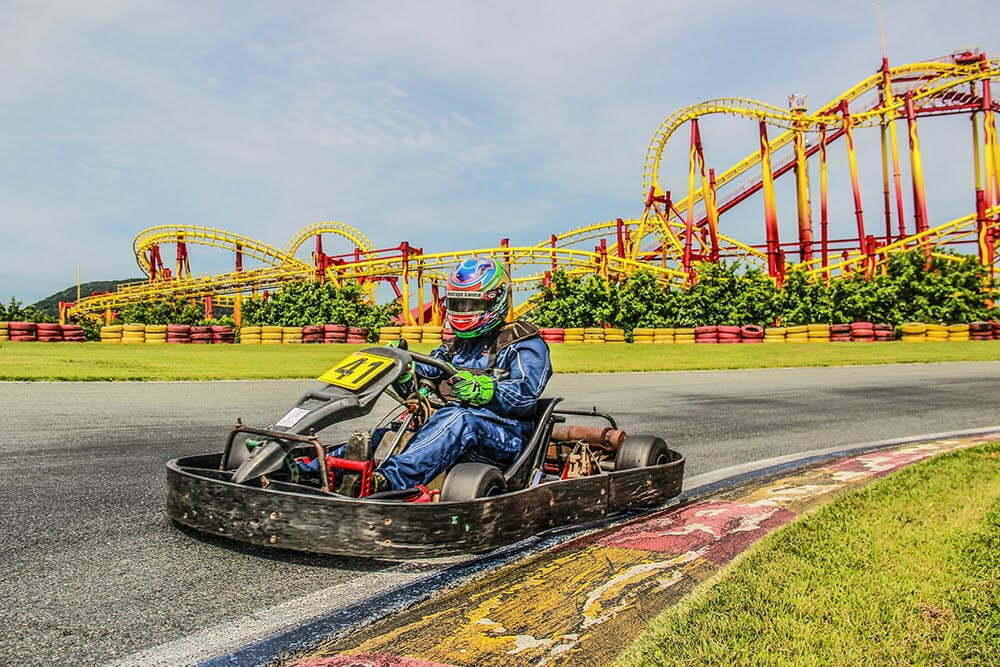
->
1;1;998;302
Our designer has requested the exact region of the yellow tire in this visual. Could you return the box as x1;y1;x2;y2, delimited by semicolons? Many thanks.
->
583;339;605;344
653;328;675;335
401;325;422;333
421;325;443;334
947;334;970;341
925;324;948;334
145;333;167;340
261;332;282;340
381;326;401;334
653;337;674;344
807;324;830;333
808;338;830;343
786;325;808;334
901;322;927;334
262;339;282;345
674;327;695;335
145;324;167;334
675;339;695;344
766;327;787;335
123;324;145;333
102;325;123;333
583;327;604;335
947;323;970;333
925;332;948;340
764;338;787;343
633;328;655;336
240;326;262;335
282;327;302;335
262;326;283;334
145;339;166;345
563;328;585;336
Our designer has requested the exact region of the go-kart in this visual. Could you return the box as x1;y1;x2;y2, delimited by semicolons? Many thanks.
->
166;344;684;559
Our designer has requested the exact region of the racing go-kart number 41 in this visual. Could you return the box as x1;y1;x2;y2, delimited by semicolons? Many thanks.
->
166;344;685;559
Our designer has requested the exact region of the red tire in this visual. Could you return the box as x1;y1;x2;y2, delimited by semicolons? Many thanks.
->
874;323;894;332
190;326;211;334
829;324;851;334
302;326;323;335
346;336;368;344
740;325;764;338
694;325;718;335
348;326;367;336
324;324;348;334
717;325;741;335
851;321;874;330
9;321;36;332
718;333;740;341
540;328;564;335
10;335;37;341
38;336;62;342
167;324;191;333
969;321;991;333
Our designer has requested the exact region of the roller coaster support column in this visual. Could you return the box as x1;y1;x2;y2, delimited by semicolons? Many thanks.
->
695;126;720;261
840;101;868;259
879;58;907;242
234;244;243;326
759;121;783;285
981;73;1000;215
176;235;190;279
791;96;813;262
204;295;213;321
550;234;558;271
400;242;413;326
819;125;830;279
615;219;625;257
975;189;994;278
682;120;698;277
904;93;929;239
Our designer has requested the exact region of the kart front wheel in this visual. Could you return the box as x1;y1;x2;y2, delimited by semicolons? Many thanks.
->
615;435;671;470
440;463;506;501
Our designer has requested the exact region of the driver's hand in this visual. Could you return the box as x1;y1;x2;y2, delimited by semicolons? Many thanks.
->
452;370;495;406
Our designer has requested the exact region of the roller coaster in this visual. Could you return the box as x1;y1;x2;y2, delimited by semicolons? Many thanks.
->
65;50;1000;325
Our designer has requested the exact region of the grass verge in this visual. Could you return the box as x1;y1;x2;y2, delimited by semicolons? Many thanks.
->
617;442;1000;666
0;340;997;381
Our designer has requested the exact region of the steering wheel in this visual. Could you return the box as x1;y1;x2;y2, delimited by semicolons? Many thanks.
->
408;350;458;404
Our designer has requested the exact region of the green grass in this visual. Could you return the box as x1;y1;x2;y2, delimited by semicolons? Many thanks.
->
617;442;1000;666
0;340;998;381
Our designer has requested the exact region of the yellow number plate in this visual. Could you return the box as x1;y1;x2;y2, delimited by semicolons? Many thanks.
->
318;352;395;390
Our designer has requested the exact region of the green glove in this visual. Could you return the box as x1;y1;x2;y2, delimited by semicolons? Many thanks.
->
452;370;495;406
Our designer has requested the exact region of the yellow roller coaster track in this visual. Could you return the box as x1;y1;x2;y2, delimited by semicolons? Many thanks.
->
67;53;1000;324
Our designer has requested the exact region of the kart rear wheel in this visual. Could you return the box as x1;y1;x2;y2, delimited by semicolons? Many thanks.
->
440;463;505;501
615;435;671;470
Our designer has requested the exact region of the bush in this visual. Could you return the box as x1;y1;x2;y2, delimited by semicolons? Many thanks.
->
526;250;998;329
119;296;204;325
241;281;400;341
0;297;54;323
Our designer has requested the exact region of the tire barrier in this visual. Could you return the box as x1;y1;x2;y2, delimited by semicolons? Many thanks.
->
59;324;86;342
969;321;992;341
540;328;565;344
281;326;302;345
0;321;9;343
764;326;786;343
605;328;626;344
901;322;927;343
100;324;122;343
121;323;146;344
325;324;348;344
563;327;585;343
9;321;38;342
239;325;261;345
583;327;605;345
378;326;400;344
631;328;654;344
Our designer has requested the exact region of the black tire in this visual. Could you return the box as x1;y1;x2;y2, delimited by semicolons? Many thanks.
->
440;463;505;501
615;435;671;470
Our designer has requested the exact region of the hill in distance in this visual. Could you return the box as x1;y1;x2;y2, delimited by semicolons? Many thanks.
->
31;279;143;316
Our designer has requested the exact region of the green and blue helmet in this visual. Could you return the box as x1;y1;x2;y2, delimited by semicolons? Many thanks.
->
445;257;510;338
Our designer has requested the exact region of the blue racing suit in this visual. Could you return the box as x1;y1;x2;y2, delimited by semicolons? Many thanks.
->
377;328;552;490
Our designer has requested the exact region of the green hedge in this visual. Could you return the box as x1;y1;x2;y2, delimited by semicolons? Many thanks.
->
527;250;998;330
241;281;400;337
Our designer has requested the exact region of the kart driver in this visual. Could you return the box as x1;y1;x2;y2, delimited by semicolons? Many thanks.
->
372;256;552;493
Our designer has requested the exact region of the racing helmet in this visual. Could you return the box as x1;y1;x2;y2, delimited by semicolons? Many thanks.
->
445;257;510;338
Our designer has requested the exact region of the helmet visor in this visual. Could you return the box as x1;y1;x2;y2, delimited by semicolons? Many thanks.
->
446;289;499;313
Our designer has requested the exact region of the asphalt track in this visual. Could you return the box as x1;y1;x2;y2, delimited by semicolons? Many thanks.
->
2;361;998;665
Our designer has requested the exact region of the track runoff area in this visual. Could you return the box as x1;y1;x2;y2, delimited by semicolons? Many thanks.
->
1;361;997;664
